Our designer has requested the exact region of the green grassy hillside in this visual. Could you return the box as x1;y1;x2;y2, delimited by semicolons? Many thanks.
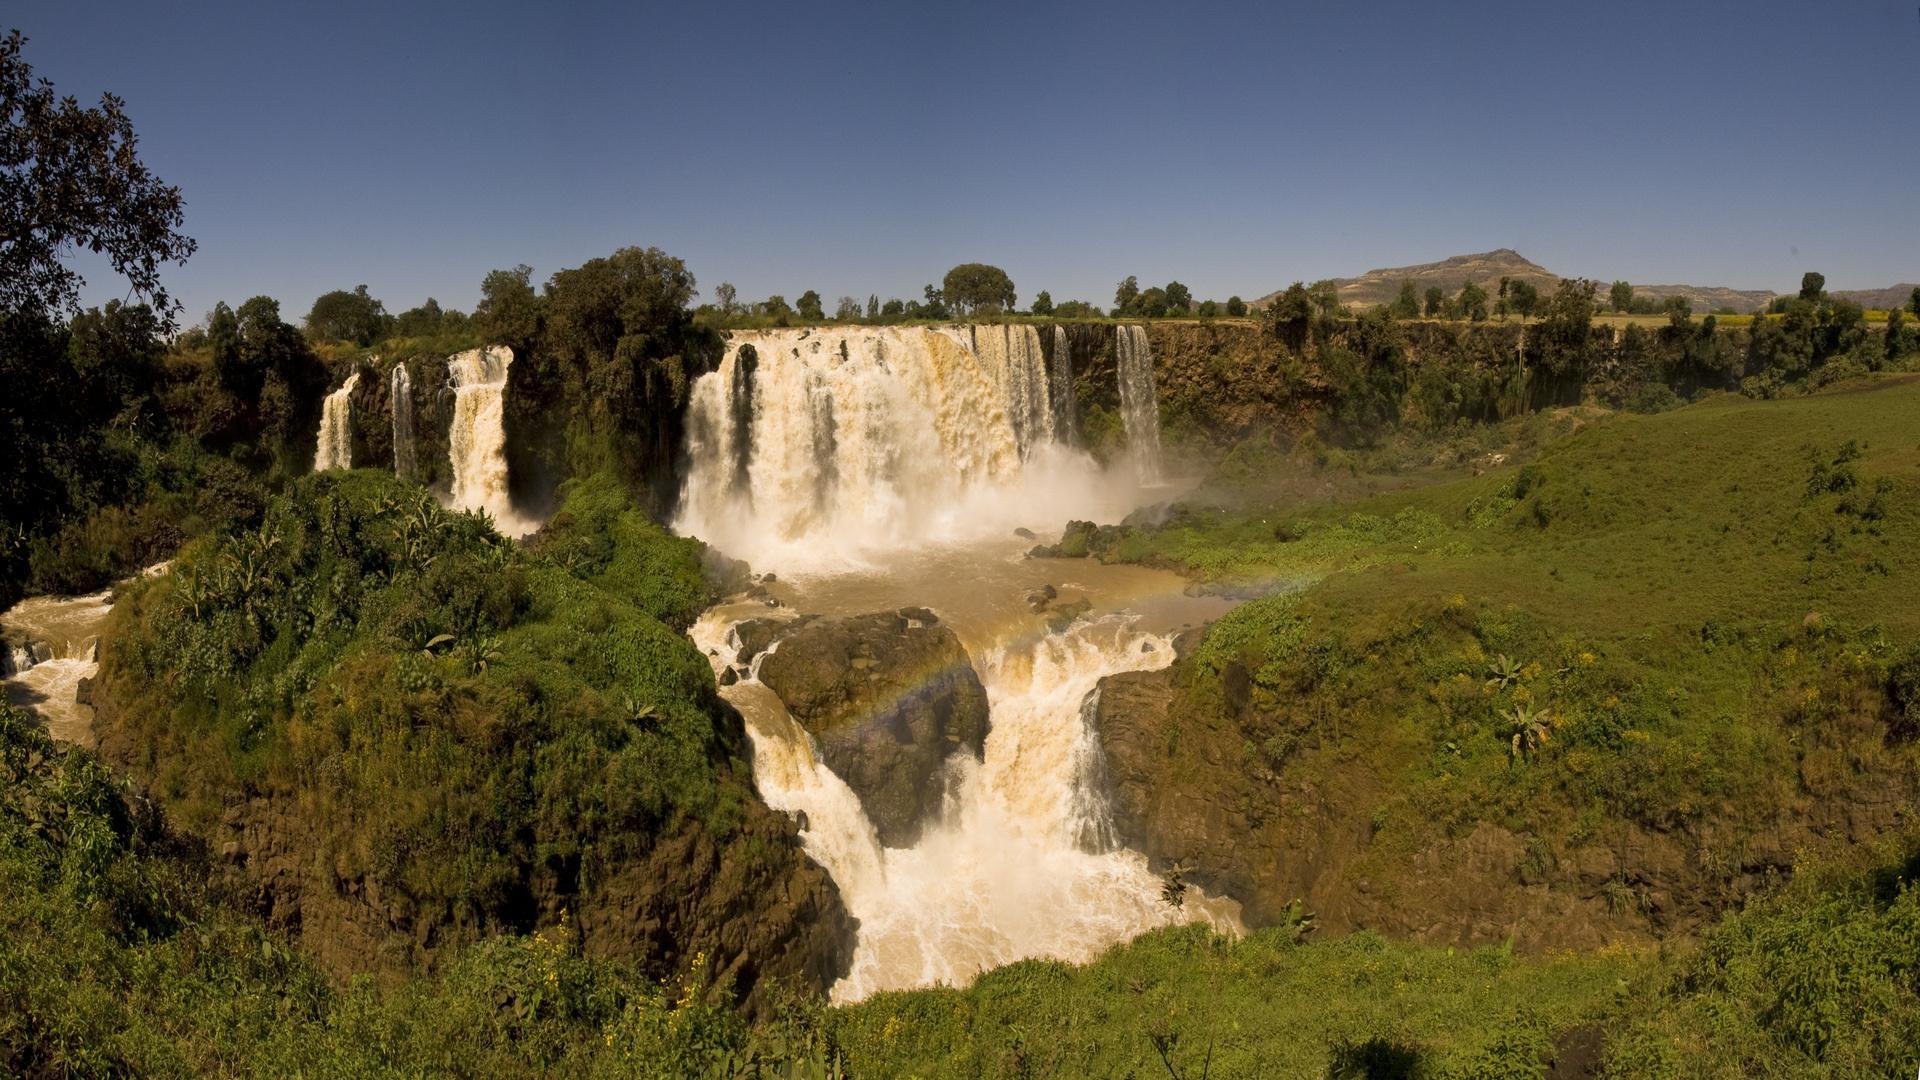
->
88;469;850;1009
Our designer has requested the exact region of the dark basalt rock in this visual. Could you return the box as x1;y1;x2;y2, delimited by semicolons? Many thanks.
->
756;608;989;847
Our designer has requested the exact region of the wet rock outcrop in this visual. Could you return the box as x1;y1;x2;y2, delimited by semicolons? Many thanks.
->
756;608;989;847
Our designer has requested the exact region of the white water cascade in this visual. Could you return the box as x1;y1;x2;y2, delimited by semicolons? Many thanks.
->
1115;325;1163;483
676;325;1239;1003
966;324;1052;457
391;363;417;481
676;326;1160;568
1049;325;1078;446
312;371;361;471
446;346;537;536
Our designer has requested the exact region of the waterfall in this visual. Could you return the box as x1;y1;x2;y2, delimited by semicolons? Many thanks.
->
1115;325;1163;483
312;371;361;471
675;324;1240;1001
446;346;535;536
693;608;1242;1003
2;588;116;746
677;326;1171;565
969;325;1052;457
391;363;417;480
1049;325;1078;446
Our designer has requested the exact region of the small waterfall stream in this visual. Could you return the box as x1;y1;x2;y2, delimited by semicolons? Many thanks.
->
313;371;361;471
1115;325;1163;483
446;346;536;536
391;363;417;480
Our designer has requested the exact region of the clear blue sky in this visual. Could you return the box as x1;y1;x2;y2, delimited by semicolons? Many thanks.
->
14;0;1920;323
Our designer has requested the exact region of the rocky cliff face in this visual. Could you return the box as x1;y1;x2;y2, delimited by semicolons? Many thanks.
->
1089;644;1913;954
755;609;990;847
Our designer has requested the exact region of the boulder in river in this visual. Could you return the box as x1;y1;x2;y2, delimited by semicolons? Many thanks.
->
756;608;989;847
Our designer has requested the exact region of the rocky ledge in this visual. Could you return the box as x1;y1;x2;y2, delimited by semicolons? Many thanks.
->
755;608;989;847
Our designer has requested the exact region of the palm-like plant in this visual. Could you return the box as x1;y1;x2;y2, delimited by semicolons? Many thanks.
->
1501;704;1552;760
455;634;503;675
1159;861;1189;909
1485;653;1524;691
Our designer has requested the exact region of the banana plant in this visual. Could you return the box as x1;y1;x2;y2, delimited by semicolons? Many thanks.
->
1501;703;1552;760
455;634;503;675
173;565;210;619
1484;653;1524;691
1280;897;1318;943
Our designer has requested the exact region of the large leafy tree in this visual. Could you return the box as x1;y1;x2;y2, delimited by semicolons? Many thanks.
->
1609;280;1634;313
304;284;391;345
1390;280;1420;319
532;246;713;509
1163;281;1192;313
942;263;1015;315
0;30;194;323
0;30;196;603
1509;279;1540;322
475;264;542;354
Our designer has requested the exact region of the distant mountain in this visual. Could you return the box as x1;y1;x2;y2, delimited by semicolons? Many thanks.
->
1256;248;1559;310
1254;251;1914;316
1625;284;1777;314
1831;285;1919;311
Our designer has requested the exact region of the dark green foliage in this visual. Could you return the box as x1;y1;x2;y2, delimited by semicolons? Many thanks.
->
0;294;303;603
796;290;824;320
1320;307;1409;445
1424;285;1446;318
303;284;392;345
0;30;196;321
1114;275;1140;312
1029;289;1053;316
0;703;840;1078
475;264;543;355
1609;280;1634;312
829;922;1627;1079
1268;281;1314;352
1457;280;1489;322
1225;295;1247;317
1163;280;1191;313
1611;839;1920;1074
505;246;718;515
1391;280;1421;319
106;470;747;951
391;296;471;341
942;263;1016;314
1506;279;1539;321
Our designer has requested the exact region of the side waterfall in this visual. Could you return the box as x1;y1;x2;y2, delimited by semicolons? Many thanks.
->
1115;325;1163;482
446;346;535;536
1049;325;1078;445
312;371;360;471
391;363;417;480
